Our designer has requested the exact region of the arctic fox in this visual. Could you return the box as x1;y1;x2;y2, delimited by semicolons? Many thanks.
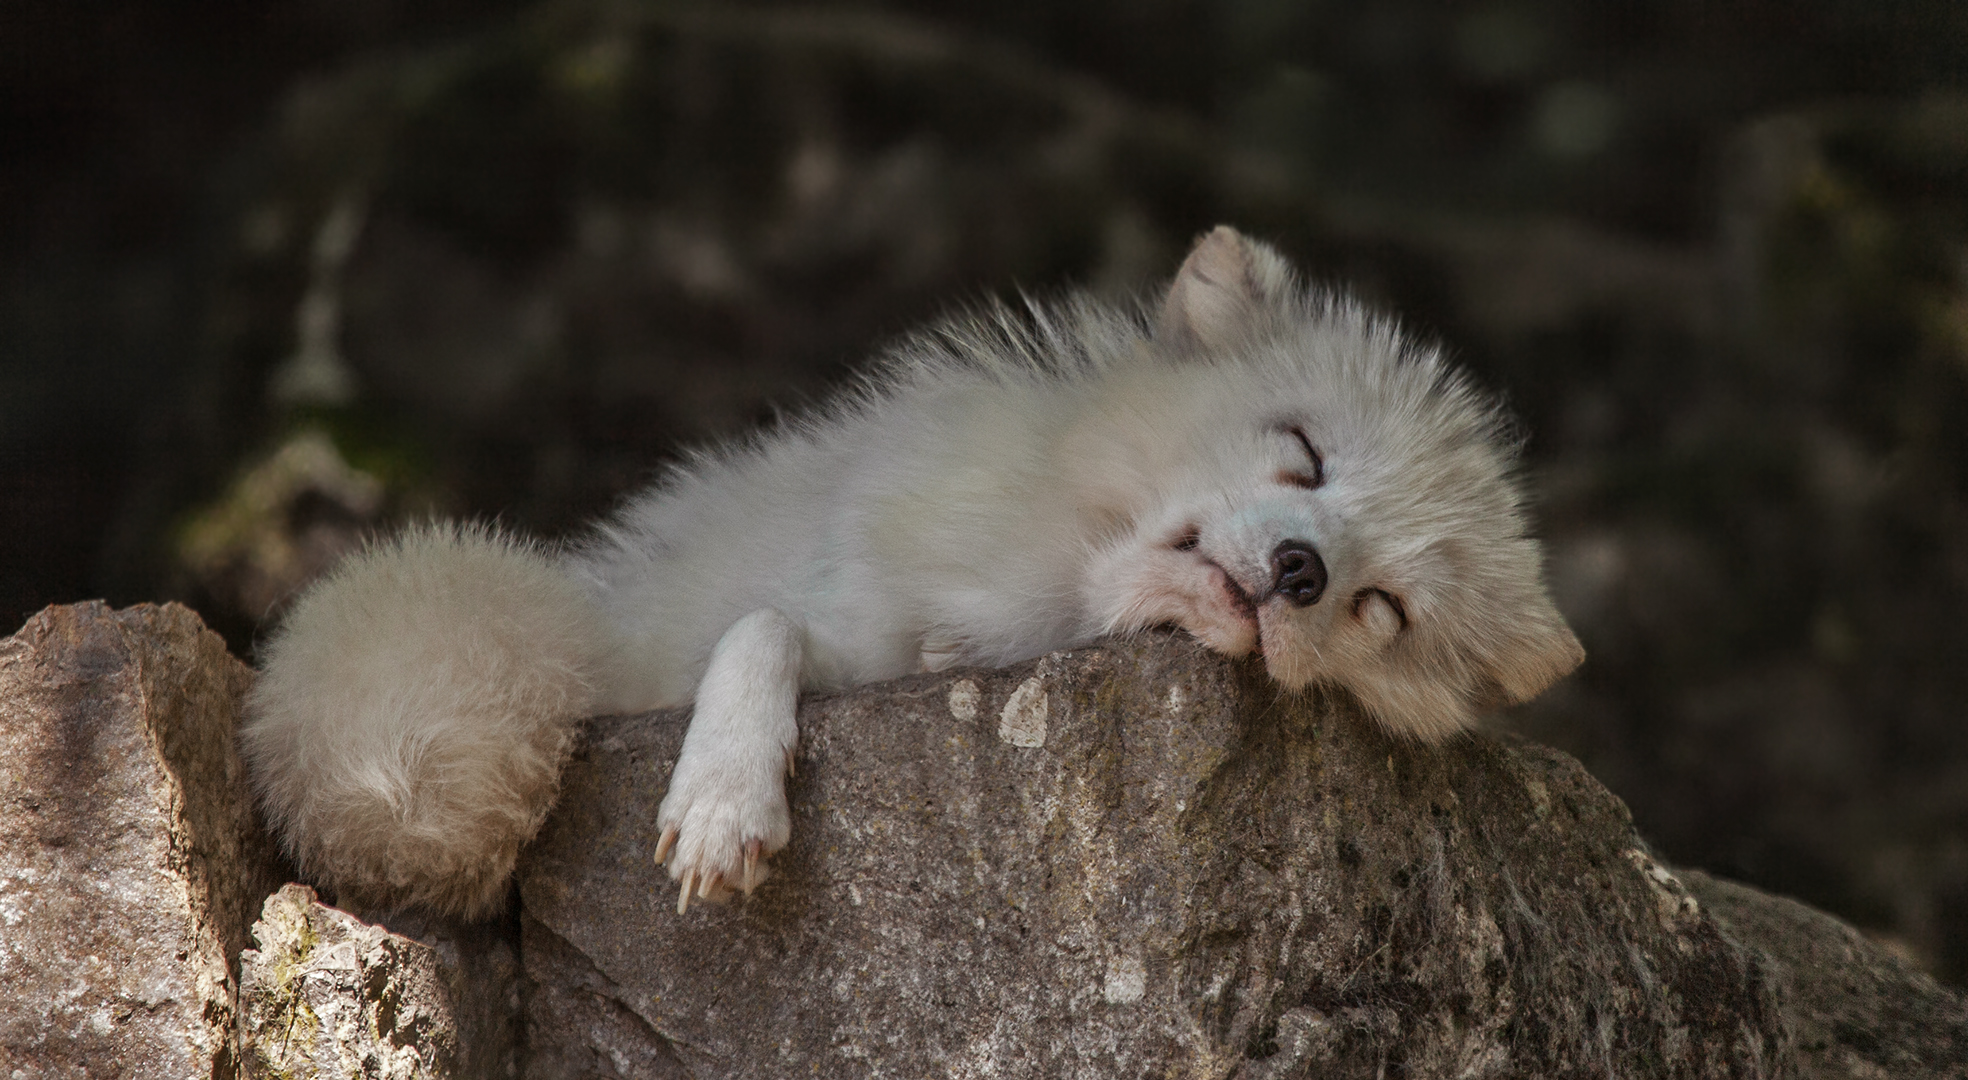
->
242;226;1584;918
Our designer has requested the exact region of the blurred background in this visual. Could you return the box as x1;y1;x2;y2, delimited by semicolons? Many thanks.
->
5;0;1967;982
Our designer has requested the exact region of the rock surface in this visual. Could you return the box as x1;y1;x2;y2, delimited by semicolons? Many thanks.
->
1686;869;1968;1078
366;905;526;1079
237;884;464;1079
4;605;1958;1078
0;602;288;1079
521;634;1793;1078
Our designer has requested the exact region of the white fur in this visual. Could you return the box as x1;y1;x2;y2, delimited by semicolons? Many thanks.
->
653;608;801;904
242;226;1584;916
242;522;601;917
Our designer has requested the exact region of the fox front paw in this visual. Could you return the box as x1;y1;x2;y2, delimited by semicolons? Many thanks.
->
654;746;795;913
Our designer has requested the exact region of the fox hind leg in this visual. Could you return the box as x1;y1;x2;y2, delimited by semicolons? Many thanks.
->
655;608;802;912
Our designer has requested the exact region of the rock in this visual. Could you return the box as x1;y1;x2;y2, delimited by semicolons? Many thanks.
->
0;602;288;1079
363;906;525;1080
7;603;1954;1077
519;633;1791;1078
236;884;467;1079
1685;869;1968;1078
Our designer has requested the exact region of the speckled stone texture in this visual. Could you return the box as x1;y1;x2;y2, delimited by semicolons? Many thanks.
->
520;633;1792;1078
7;606;1956;1078
237;884;462;1079
0;602;287;1080
1686;870;1968;1078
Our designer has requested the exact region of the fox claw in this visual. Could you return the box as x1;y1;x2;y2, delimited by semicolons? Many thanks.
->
662;831;775;911
656;730;793;914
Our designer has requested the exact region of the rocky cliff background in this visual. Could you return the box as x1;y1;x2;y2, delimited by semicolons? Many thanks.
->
5;0;1968;987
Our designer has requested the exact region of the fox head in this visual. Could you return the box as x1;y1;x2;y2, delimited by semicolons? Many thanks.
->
1076;226;1584;741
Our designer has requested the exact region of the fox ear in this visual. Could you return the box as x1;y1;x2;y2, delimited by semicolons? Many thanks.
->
1158;225;1295;350
1482;602;1586;705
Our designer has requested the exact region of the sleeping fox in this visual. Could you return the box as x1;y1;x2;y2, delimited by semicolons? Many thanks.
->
242;226;1584;917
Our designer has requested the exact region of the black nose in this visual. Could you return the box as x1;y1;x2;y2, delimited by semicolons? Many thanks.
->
1271;541;1328;607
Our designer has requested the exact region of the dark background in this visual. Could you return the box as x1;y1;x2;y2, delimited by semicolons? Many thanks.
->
6;0;1968;981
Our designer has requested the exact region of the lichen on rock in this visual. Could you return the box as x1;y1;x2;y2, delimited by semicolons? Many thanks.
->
237;884;462;1080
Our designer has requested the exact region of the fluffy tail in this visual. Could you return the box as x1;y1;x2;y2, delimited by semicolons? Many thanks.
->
242;521;604;918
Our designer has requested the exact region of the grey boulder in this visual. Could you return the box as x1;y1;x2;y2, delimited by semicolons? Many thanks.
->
5;605;1958;1078
522;634;1818;1077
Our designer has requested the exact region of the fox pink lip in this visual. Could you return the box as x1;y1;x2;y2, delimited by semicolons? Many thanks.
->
1202;557;1261;632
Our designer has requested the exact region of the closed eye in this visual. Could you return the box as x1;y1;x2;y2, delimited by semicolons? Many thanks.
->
1353;588;1409;630
1277;425;1325;490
